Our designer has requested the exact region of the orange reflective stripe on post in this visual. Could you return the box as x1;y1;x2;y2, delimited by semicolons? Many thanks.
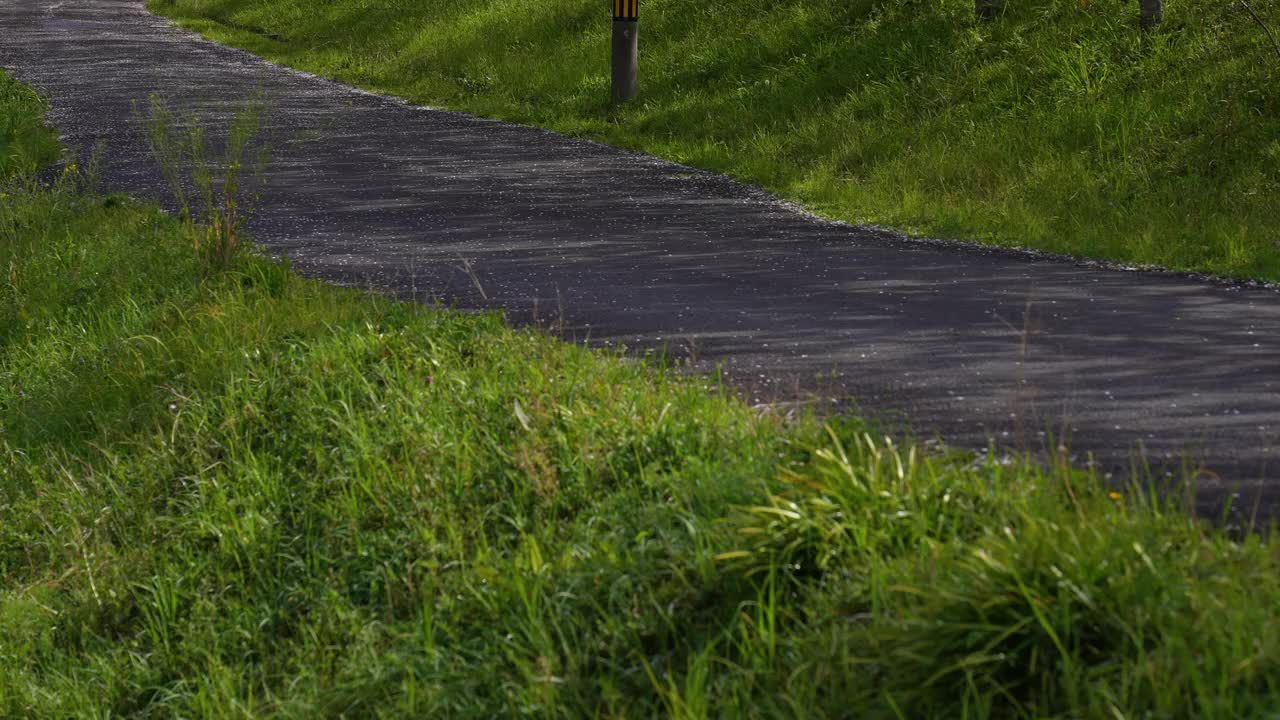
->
613;0;637;21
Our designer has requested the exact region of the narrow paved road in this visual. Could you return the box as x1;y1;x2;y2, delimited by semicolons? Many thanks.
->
4;0;1279;516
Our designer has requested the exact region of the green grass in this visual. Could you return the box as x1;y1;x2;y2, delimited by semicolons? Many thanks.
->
0;72;60;177
149;0;1280;280
7;70;1280;717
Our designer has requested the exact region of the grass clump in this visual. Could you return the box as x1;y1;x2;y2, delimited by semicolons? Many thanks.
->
151;0;1280;279
6;69;1280;717
0;72;59;177
140;94;269;270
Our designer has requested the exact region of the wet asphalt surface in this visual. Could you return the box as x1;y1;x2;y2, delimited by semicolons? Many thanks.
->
3;0;1280;518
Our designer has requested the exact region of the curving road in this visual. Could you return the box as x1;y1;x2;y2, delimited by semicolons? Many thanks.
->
3;0;1279;517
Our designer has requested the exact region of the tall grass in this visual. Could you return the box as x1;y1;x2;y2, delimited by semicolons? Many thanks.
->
0;72;59;177
153;0;1280;279
5;68;1280;717
140;94;269;270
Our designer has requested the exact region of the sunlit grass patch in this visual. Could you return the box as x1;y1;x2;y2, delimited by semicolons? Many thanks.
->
153;0;1280;280
5;67;1280;717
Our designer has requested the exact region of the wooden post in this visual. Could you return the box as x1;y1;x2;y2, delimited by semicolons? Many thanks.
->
612;0;638;103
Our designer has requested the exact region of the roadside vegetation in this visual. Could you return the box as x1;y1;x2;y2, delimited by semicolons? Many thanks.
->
6;70;1280;718
150;0;1280;280
0;72;60;177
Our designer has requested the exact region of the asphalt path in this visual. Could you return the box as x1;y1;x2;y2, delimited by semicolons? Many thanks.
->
4;0;1280;518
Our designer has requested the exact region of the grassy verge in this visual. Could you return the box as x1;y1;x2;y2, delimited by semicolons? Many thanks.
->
148;0;1280;280
0;72;60;177
5;70;1280;717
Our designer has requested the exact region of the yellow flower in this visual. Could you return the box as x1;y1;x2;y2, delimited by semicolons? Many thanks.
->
1108;491;1123;502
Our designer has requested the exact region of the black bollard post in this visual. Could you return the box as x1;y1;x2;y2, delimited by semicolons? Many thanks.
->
612;0;638;103
1139;0;1163;28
